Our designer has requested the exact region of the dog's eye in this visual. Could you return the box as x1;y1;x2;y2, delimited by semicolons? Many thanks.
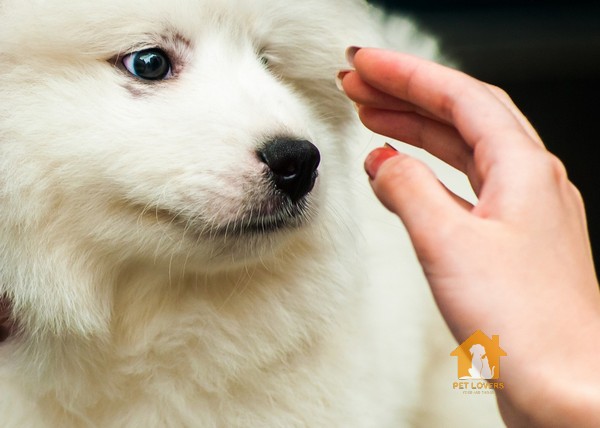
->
122;48;172;81
257;48;273;69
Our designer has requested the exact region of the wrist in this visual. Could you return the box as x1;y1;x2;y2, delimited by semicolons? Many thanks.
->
497;318;600;427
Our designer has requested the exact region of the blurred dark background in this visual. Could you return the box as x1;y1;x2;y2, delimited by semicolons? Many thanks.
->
370;1;600;270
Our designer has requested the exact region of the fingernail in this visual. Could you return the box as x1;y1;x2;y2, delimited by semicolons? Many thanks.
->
335;69;352;92
384;142;398;151
364;145;400;180
345;46;361;67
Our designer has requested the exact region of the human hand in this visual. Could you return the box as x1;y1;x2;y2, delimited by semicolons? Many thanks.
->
338;47;600;427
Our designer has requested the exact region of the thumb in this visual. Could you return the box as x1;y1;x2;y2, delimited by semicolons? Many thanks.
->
365;146;468;252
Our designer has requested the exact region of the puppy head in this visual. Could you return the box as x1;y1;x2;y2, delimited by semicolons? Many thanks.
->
0;0;378;337
469;344;486;357
0;0;377;269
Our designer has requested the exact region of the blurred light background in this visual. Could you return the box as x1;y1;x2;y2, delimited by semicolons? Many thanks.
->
370;1;600;271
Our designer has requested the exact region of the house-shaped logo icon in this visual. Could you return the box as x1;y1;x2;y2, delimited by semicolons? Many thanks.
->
450;330;507;380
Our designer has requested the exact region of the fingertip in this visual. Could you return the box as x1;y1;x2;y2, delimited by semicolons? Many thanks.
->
368;153;465;233
364;145;400;180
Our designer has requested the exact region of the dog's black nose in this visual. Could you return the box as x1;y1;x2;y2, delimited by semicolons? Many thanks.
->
257;138;320;202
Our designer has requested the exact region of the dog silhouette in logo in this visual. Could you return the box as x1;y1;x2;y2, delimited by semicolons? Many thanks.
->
463;344;495;379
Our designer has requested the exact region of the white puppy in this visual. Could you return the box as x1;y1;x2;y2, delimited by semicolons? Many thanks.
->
0;0;503;426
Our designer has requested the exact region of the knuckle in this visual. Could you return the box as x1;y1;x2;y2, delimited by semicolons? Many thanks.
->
527;150;569;184
568;182;586;210
437;91;456;121
487;84;512;102
545;153;569;182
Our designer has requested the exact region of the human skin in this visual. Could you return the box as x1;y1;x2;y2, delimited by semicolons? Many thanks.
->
338;47;600;427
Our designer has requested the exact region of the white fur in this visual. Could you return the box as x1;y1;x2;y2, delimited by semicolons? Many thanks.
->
0;0;503;426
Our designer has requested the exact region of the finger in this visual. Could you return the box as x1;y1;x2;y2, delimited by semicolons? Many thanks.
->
364;147;469;256
338;70;414;111
367;145;476;211
352;48;538;155
358;106;472;174
368;146;475;211
339;70;449;125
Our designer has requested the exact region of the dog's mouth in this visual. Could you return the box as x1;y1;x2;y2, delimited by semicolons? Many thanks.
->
133;191;313;238
212;195;311;236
